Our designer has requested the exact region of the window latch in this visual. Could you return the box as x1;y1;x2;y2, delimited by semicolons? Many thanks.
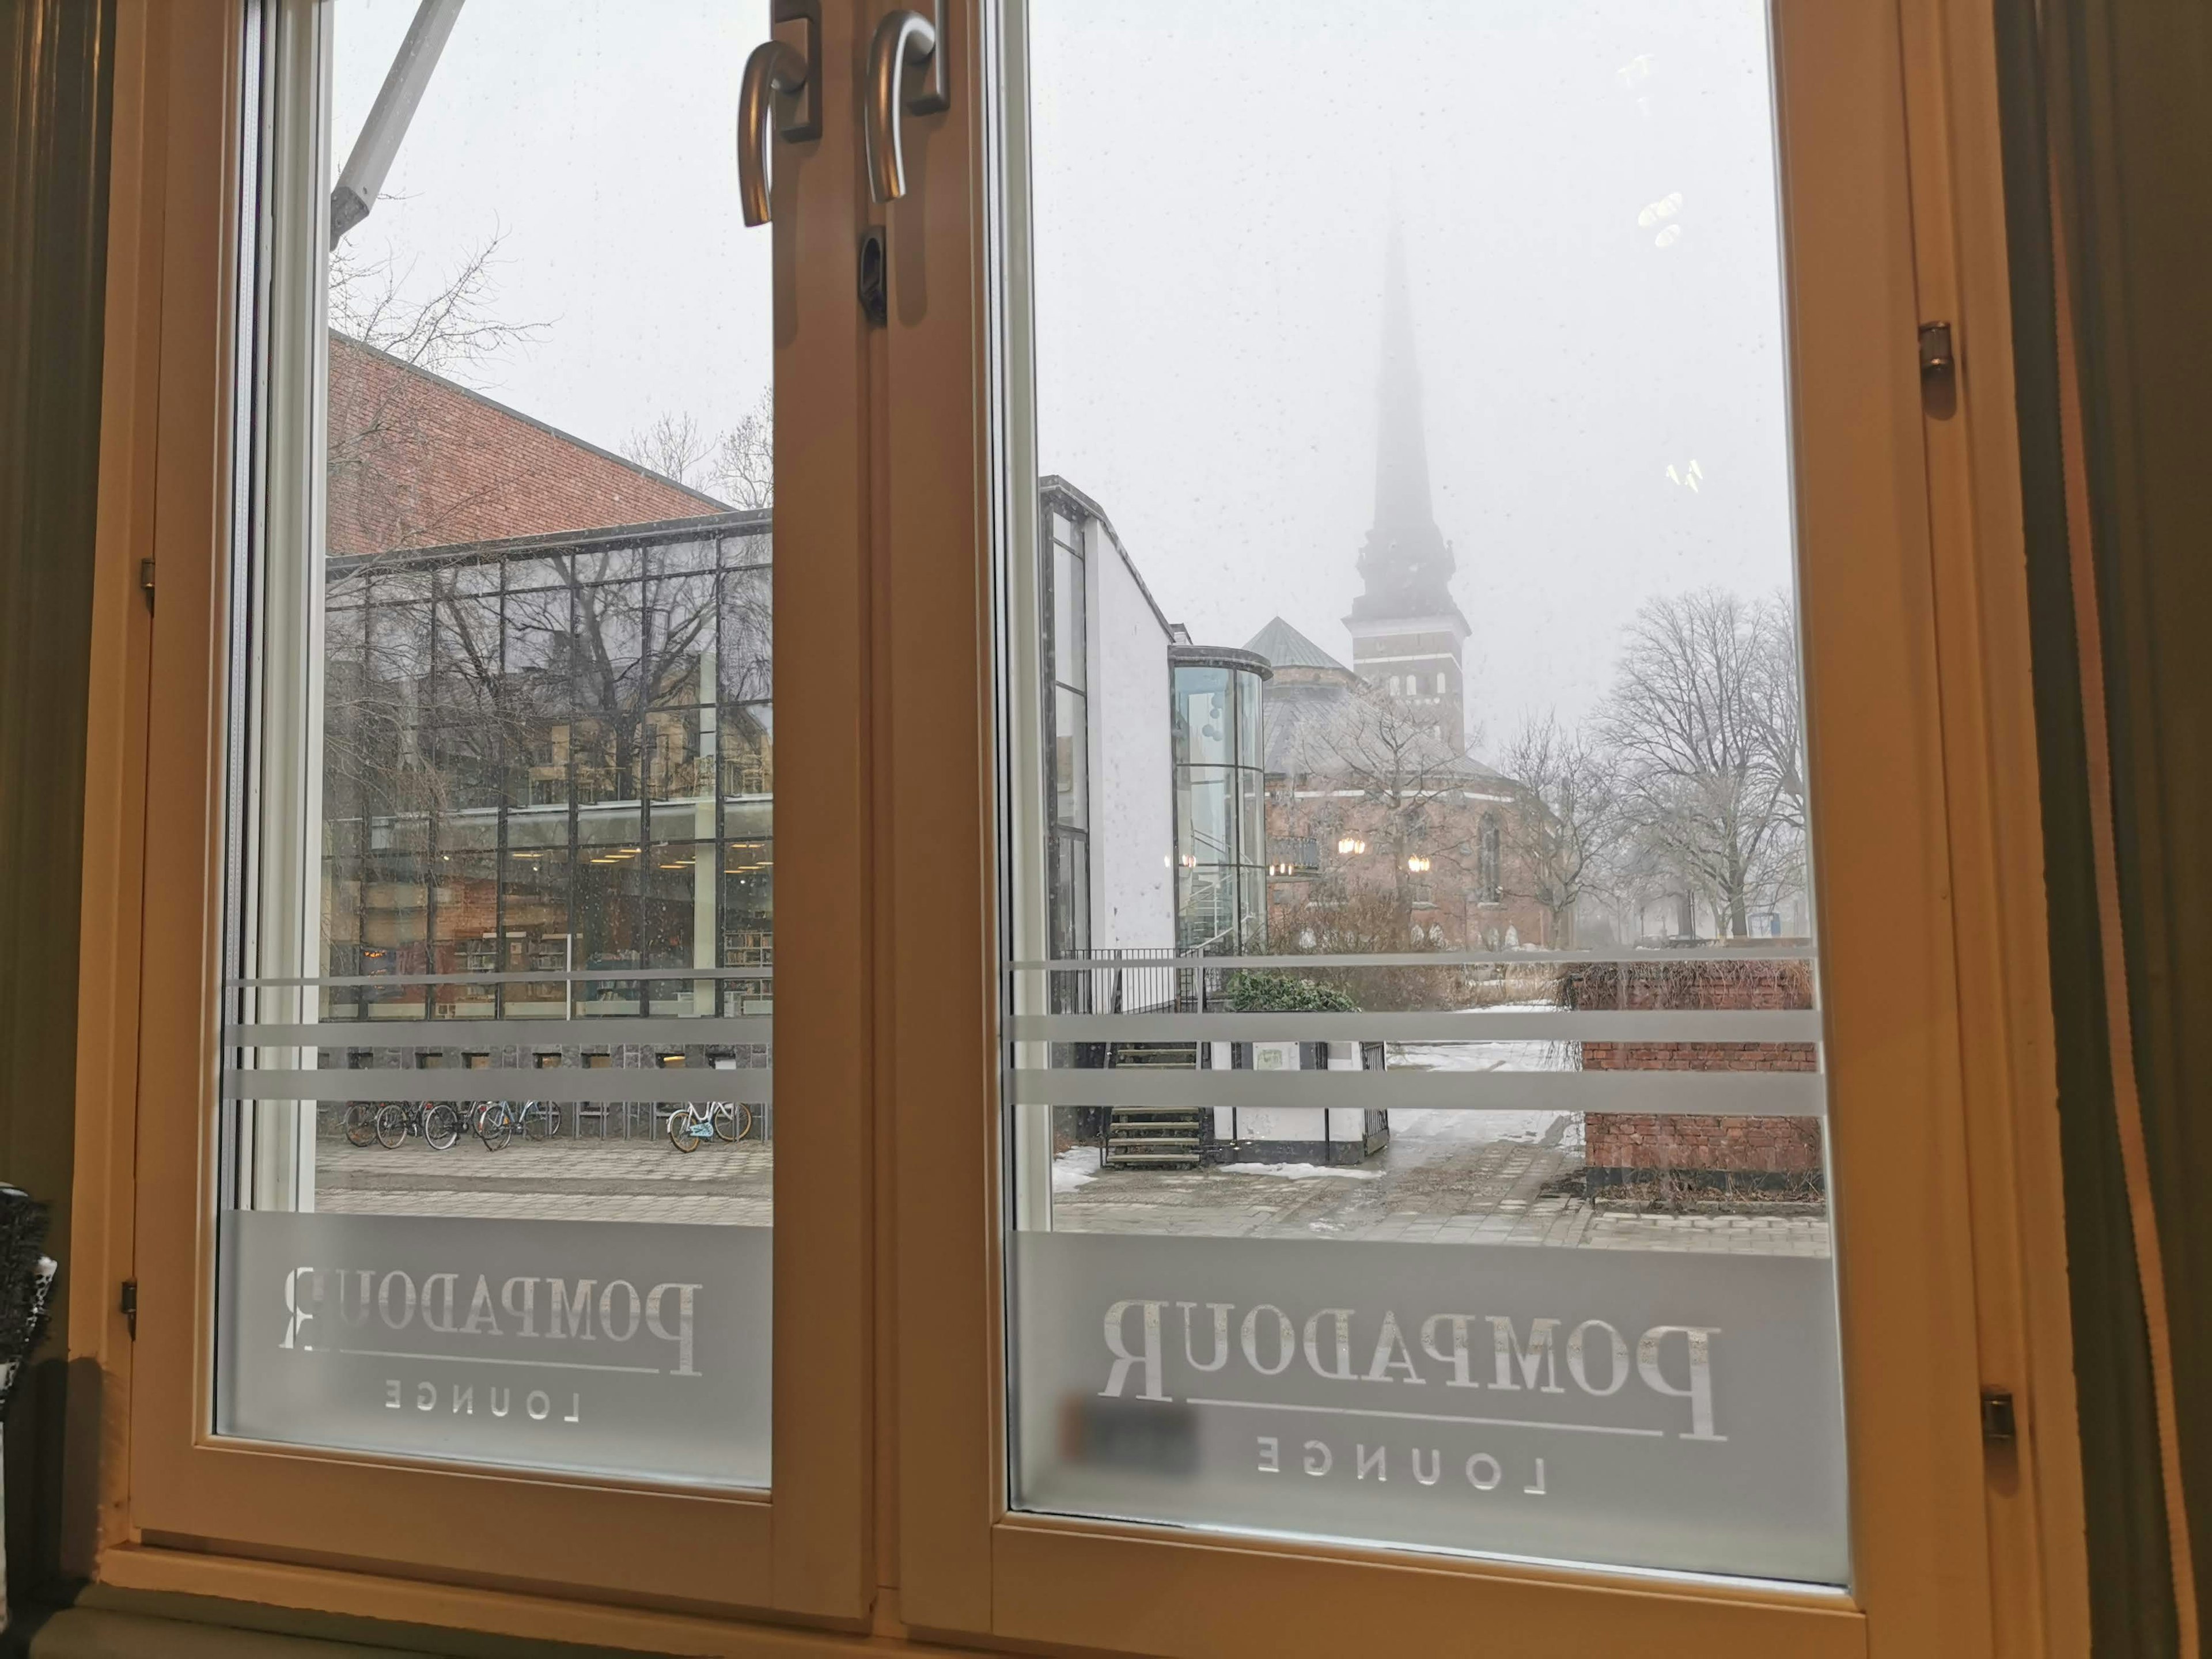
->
120;1279;138;1340
138;559;156;612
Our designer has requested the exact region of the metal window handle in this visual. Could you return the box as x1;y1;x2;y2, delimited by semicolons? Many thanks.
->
736;1;822;228
866;3;949;204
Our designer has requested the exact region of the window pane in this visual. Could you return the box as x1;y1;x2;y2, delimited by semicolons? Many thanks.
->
1054;684;1088;830
216;0;774;1491
721;701;774;799
1052;539;1086;693
1002;0;1844;1586
1175;666;1232;766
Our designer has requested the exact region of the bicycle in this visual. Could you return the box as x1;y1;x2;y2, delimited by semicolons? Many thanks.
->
474;1099;561;1151
342;1103;380;1147
374;1100;460;1151
667;1100;752;1153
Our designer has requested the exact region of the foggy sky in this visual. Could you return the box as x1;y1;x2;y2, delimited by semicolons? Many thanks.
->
336;0;1796;749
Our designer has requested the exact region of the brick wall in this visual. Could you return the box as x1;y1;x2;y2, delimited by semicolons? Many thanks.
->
328;334;724;558
1565;957;1823;1191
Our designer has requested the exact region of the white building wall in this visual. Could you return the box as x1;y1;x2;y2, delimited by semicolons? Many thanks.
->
1085;520;1175;955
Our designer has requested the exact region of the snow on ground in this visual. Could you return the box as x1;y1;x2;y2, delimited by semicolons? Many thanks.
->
1053;1145;1101;1192
1387;1108;1577;1149
1215;1162;1381;1180
1384;1001;1583;1152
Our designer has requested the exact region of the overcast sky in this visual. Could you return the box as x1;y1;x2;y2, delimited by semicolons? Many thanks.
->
336;0;1795;748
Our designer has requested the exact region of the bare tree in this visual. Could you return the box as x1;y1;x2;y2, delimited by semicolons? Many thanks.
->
323;235;552;812
1599;588;1805;938
327;233;552;556
710;387;775;510
619;387;774;510
1499;712;1626;948
1289;686;1484;929
1279;885;1459;1011
619;411;717;492
328;232;545;381
321;236;768;828
1745;589;1808;833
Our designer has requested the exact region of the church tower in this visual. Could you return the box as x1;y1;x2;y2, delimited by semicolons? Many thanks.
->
1344;226;1471;751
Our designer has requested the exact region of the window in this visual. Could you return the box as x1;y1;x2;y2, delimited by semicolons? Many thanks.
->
986;0;1897;1607
122;0;871;1615
109;0;2024;1642
218;1;777;1494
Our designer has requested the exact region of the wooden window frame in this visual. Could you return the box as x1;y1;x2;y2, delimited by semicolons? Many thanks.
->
73;0;875;1626
59;0;2092;1653
881;1;2089;1656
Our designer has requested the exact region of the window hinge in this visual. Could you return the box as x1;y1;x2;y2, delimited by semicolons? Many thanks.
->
1980;1387;2016;1445
120;1279;138;1340
138;558;156;612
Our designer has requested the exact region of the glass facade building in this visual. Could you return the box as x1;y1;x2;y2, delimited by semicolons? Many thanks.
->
1041;508;1089;970
1168;645;1271;952
320;513;774;1024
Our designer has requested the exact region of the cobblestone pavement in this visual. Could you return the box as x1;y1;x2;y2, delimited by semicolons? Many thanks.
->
315;1136;773;1225
1050;1116;1830;1256
315;1119;1827;1256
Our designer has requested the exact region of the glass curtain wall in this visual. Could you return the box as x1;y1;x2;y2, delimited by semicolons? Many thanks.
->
323;521;772;1025
1043;508;1090;978
1170;649;1270;955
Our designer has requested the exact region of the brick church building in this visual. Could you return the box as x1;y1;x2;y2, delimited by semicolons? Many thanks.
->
1249;234;1560;955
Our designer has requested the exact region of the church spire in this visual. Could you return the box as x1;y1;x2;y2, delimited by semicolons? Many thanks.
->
1372;222;1437;537
1349;225;1464;628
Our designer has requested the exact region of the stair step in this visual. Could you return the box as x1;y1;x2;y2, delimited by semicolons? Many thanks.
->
1109;1104;1203;1116
1104;1153;1202;1166
1108;1043;1200;1070
1109;1134;1199;1146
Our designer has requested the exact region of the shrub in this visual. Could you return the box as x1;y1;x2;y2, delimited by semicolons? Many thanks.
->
1222;971;1358;1013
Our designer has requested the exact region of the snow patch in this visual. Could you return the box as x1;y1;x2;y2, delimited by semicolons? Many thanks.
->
1053;1146;1101;1192
1388;1108;1576;1146
1217;1161;1382;1180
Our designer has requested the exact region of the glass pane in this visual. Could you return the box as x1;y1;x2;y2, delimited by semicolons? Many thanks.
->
1002;0;1844;1586
1052;538;1086;694
216;0;773;1490
1054;684;1088;829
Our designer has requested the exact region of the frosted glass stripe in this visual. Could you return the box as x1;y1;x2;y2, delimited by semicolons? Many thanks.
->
226;966;774;989
1009;1067;1824;1116
224;1067;772;1104
1011;1011;1820;1042
224;1017;771;1047
1005;946;1814;971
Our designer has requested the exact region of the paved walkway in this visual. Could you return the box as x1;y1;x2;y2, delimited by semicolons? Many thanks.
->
1050;1115;1828;1256
315;1137;774;1225
315;1118;1827;1257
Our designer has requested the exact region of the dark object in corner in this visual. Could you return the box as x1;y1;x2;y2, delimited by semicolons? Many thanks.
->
0;1188;56;1422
